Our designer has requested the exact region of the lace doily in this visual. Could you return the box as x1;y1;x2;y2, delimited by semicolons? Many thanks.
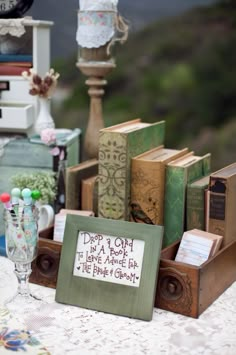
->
1;256;236;355
76;11;116;48
0;19;27;37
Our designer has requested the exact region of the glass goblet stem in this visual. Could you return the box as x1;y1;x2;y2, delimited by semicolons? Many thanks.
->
14;262;32;297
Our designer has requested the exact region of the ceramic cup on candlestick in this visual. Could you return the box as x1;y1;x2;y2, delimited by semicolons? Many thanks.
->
76;0;128;159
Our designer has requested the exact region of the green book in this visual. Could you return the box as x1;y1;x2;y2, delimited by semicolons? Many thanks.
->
186;175;210;231
98;119;165;221
55;215;163;321
163;152;211;248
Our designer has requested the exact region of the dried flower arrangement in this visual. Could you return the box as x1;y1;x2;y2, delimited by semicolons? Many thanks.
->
22;68;60;98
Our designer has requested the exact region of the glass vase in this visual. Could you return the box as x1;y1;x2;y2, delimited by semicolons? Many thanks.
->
3;206;42;314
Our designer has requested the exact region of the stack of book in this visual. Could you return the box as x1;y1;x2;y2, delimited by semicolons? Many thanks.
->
63;117;236;256
0;54;32;75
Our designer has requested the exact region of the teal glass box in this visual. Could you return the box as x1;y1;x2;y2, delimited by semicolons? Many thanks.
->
0;128;81;234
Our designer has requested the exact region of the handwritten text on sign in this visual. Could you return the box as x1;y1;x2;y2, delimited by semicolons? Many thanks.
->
73;231;145;287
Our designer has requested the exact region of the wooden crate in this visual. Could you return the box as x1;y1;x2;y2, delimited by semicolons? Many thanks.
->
155;239;236;318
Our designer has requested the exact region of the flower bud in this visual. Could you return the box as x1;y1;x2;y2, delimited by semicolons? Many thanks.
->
32;74;42;85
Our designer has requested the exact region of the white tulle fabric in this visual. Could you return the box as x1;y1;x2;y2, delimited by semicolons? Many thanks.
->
1;256;236;355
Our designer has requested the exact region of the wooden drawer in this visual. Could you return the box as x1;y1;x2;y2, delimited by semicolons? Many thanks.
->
31;228;236;316
155;239;236;318
0;76;34;103
0;102;34;130
30;226;62;289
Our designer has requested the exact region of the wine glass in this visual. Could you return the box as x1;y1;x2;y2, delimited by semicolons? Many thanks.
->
3;202;42;314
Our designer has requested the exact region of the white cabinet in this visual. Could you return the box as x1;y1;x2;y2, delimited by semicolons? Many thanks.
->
0;77;33;102
0;19;53;134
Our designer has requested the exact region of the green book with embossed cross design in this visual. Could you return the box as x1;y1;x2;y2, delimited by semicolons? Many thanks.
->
98;119;165;221
163;152;211;248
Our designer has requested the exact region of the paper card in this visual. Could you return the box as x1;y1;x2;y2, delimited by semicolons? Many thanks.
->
73;231;145;287
53;214;67;242
175;232;214;266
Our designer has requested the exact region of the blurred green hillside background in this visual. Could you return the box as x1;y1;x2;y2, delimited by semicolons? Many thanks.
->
52;0;236;171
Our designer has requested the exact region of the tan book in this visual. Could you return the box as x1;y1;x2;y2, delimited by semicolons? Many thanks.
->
81;175;98;215
175;229;223;266
65;159;98;210
207;162;236;247
59;209;94;216
130;146;189;225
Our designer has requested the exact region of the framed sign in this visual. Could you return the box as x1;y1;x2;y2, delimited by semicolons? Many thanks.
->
55;215;163;321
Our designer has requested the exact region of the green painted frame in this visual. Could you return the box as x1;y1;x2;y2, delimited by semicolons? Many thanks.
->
55;215;163;321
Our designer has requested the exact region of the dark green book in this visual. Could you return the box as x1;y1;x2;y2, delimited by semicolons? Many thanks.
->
163;152;211;248
186;175;210;231
98;119;165;221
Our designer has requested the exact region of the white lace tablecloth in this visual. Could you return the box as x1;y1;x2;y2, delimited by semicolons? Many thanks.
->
1;256;236;355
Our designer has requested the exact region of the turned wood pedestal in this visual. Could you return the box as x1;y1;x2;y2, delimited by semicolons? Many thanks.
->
77;62;116;159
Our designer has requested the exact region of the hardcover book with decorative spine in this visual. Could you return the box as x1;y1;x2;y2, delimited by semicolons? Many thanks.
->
130;146;188;225
98;119;165;220
186;175;210;231
207;162;236;247
163;152;211;248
